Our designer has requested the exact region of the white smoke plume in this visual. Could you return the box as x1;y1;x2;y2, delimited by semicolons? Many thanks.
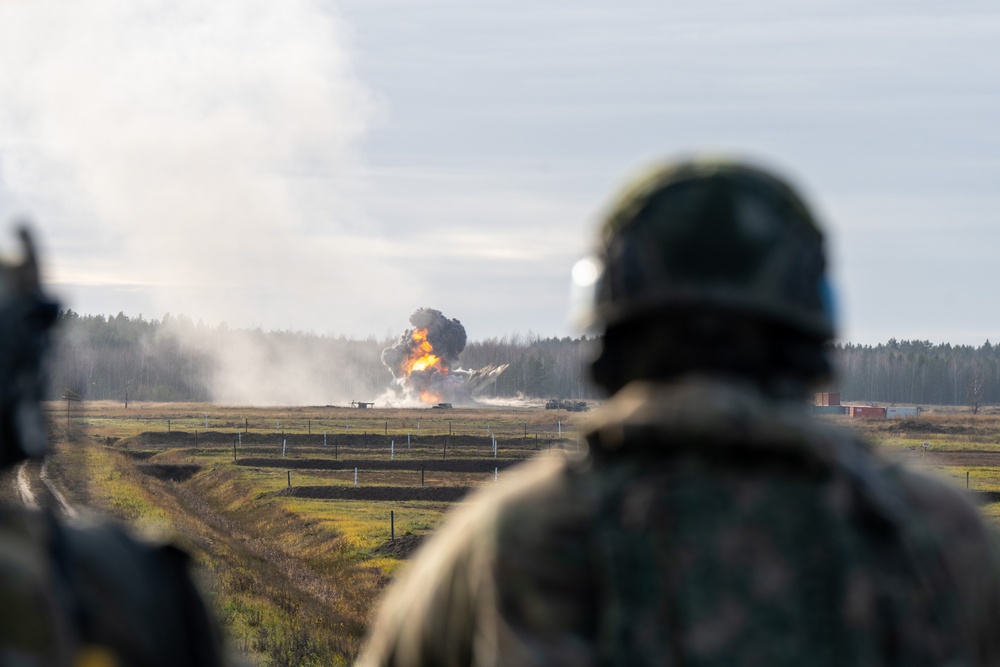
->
0;1;420;404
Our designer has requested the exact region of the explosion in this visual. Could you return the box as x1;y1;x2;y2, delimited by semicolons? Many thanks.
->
382;308;507;405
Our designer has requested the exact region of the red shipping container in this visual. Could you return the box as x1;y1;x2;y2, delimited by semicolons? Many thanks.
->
815;392;841;406
849;406;886;419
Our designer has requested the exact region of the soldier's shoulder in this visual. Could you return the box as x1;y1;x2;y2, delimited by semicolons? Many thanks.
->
397;454;577;573
885;462;1000;552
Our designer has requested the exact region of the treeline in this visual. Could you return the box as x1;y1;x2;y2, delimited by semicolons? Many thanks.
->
828;339;1000;409
46;312;600;403
47;313;1000;407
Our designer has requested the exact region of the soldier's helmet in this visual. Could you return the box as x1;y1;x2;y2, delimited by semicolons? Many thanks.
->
574;157;835;338
0;227;59;468
572;158;836;390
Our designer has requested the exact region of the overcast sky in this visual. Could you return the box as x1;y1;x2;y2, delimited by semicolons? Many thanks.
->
0;1;997;345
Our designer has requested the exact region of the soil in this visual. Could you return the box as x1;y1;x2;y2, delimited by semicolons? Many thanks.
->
275;485;474;502
137;463;202;482
372;534;425;559
237;457;521;473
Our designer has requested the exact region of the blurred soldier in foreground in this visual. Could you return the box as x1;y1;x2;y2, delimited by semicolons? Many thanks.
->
357;158;1000;666
0;228;226;666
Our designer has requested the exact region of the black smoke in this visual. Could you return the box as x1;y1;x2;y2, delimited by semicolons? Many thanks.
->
382;308;467;402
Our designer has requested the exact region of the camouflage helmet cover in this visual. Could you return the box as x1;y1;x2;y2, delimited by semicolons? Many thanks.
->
574;157;836;340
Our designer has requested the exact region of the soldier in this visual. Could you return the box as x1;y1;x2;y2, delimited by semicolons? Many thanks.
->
357;158;1000;666
0;228;227;666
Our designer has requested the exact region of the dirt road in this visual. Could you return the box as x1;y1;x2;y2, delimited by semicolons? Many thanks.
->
14;459;77;518
15;461;37;509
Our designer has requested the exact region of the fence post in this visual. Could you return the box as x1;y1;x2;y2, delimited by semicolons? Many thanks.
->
287;471;291;487
391;510;395;541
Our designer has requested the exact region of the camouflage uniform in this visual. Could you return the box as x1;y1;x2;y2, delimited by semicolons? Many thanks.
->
0;506;225;667
357;379;1000;667
0;228;227;667
357;158;1000;666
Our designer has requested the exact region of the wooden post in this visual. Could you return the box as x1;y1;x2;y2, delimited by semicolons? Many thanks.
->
385;421;388;437
391;510;395;541
308;419;311;435
287;470;291;487
421;465;425;487
245;417;248;432
967;471;970;489
195;430;198;445
449;420;452;436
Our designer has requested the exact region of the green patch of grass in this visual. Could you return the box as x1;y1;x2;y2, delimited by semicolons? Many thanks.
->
279;498;447;558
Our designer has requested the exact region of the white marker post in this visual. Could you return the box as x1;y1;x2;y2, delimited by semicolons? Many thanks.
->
238;432;241;446
493;436;497;458
391;441;394;461
417;420;420;433
276;420;280;432
558;420;561;437
407;432;411;448
494;467;498;484
346;420;349;432
282;438;286;458
324;432;327;447
205;414;209;429
354;467;358;487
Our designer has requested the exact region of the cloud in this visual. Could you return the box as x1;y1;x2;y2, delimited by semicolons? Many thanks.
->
0;0;425;336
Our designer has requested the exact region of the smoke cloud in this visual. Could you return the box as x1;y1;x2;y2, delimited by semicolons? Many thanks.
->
0;0;423;404
381;307;508;406
381;308;467;403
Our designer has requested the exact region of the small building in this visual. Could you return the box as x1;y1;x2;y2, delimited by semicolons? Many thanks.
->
848;406;886;419
886;406;922;419
815;392;841;406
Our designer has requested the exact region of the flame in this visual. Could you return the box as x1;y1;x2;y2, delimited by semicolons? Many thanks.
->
403;328;449;377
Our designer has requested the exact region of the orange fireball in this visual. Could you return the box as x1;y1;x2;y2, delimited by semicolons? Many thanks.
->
403;328;449;377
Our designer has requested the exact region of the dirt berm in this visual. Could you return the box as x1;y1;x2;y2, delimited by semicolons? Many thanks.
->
275;485;473;502
237;458;521;473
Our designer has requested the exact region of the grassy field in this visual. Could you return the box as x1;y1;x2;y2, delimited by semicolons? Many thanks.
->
16;400;1000;666
29;401;591;666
